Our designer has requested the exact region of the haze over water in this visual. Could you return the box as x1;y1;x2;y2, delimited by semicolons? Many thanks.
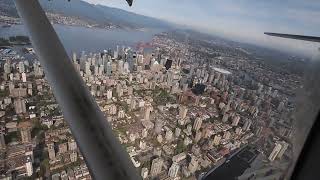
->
0;24;162;54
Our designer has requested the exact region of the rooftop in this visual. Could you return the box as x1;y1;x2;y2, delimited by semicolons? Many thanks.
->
213;67;231;75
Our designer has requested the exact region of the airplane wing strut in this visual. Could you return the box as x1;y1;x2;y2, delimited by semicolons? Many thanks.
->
13;0;140;179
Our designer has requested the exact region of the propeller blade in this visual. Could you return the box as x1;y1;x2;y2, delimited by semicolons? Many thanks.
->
126;0;133;6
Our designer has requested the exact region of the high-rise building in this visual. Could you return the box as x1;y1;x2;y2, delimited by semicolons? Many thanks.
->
116;83;123;97
208;73;214;83
182;83;189;92
80;53;86;70
193;117;202;131
70;151;78;162
58;143;68;154
184;136;192;146
191;144;201;156
150;158;163;177
166;70;174;86
232;115;240;126
8;82;14;93
124;62;130;73
4;62;11;74
278;141;289;159
128;86;133;96
222;113;229;123
72;52;77;62
268;142;282;162
155;119;163;134
114;46;119;59
91;57;96;66
175;128;181;137
25;156;33;176
153;147;162;157
109;104;117;115
0;130;5;149
179;105;188;119
19;121;32;143
235;127;242;135
93;65;99;76
68;139;77;151
118;109;125;119
25;145;34;162
157;134;163;143
165;59;173;70
48;143;56;160
139;140;146;150
171;82;180;94
194;130;202;143
22;72;27;82
150;60;160;72
98;65;104;75
14;73;21;81
85;61;91;75
243;119;252;131
106;61;112;76
188;155;198;173
257;83;263;93
168;162;180;178
223;131;231;140
137;54;144;65
14;98;27;114
165;129;173;142
142;128;148;138
129;97;136;110
11;88;27;98
213;134;222;146
141;167;148;179
277;101;285;112
18;61;25;73
33;61;43;77
272;89;278;98
118;60;124;74
126;49;134;71
116;84;123;97
144;102;153;121
186;124;192;135
255;126;263;137
107;89;112;100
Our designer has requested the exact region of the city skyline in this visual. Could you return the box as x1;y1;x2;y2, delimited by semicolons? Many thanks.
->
0;29;299;179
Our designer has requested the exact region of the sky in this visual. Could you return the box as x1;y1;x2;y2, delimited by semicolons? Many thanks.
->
84;0;320;56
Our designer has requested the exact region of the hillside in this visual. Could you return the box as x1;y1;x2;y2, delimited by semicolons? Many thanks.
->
0;0;171;29
0;0;18;17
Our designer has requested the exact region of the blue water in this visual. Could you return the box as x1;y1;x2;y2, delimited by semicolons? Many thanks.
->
0;24;162;53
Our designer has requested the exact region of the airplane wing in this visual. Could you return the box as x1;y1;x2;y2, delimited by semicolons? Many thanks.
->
264;32;320;43
13;0;140;179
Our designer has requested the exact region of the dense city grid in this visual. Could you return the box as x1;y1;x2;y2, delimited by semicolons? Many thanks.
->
0;29;304;179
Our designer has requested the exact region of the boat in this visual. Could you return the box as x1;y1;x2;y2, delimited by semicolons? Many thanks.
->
1;24;11;28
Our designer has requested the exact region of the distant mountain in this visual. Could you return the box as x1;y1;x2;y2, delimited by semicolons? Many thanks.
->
95;5;171;29
0;0;172;29
0;0;18;17
40;0;113;25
